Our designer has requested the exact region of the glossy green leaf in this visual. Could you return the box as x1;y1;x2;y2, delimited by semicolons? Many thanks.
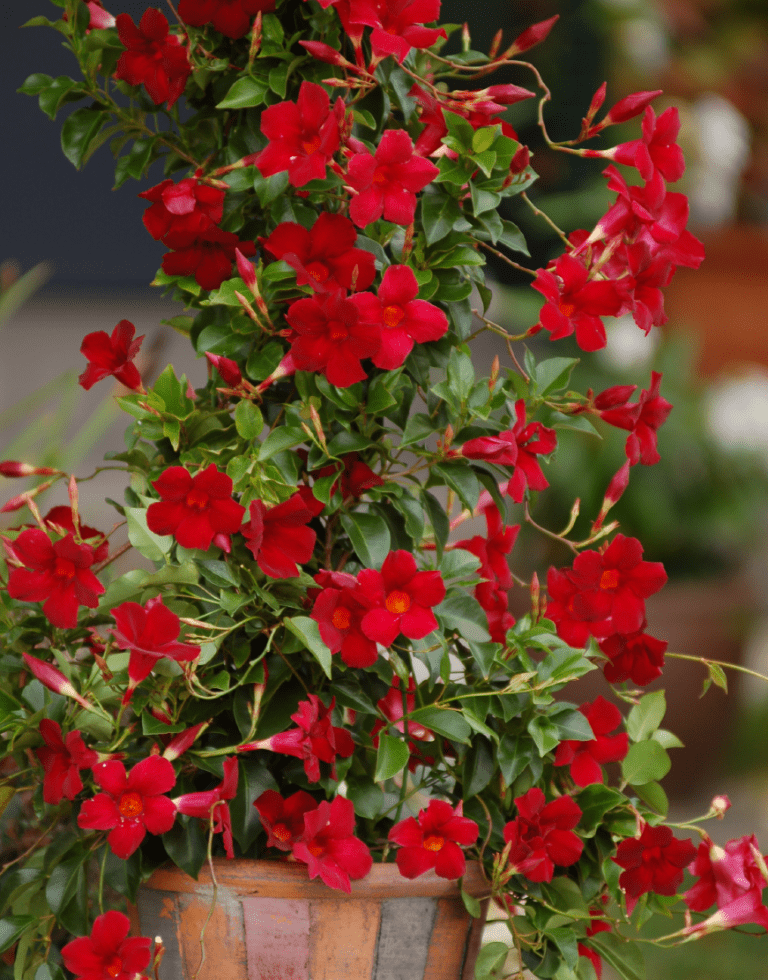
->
284;616;332;678
374;733;410;781
216;75;270;108
340;511;391;569
621;739;671;786
61;107;108;168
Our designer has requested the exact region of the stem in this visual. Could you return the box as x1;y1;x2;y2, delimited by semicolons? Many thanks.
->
666;652;768;685
520;192;571;248
476;240;536;276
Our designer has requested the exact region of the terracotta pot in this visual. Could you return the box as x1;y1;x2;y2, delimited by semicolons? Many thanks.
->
128;859;489;980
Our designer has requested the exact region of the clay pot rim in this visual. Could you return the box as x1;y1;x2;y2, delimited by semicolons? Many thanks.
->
141;857;490;900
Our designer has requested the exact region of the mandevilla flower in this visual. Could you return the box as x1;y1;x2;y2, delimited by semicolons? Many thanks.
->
114;8;191;108
160;224;257;292
178;0;276;38
36;719;99;804
139;177;225;248
254;81;346;187
613;821;697;914
78;319;144;392
6;528;105;628
600;629;668;686
346;0;447;65
61;910;151;980
506;400;557;502
388;800;478;879
357;549;446;646
346;129;439;228
78;757;177;859
146;464;246;552
254;789;318;851
503;787;583;883
242;493;317;578
456;502;517;592
174;756;238;858
262;212;376;293
108;595;201;701
371;676;435;771
553;695;629;786
311;576;379;668
683;833;768;933
291;795;373;893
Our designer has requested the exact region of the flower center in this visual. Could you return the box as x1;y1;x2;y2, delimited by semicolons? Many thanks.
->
185;488;209;512
272;823;292;843
599;569;620;590
382;305;405;328
332;606;352;630
53;557;76;580
306;261;329;283
371;168;388;186
328;320;349;341
558;300;576;318
105;955;123;978
118;791;144;818
385;590;411;615
307;841;324;857
302;134;322;155
423;834;444;852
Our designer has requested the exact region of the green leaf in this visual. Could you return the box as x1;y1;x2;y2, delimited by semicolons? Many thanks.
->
45;852;88;915
472;126;497;154
162;817;208;880
462;738;495;797
533;357;580;398
551;708;594;742
461;888;483;918
498;220;530;255
621;739;671;786
626;691;666;743
230;757;277;850
339;511;391;569
587;933;645;980
216;74;270;108
528;715;560;756
0;917;36;956
18;73;52;95
258;426;306;461
235;400;263;440
575;783;626;836
430;462;480;512
60;107;108;168
421;192;463;245
345;778;384;819
409;706;471;744
633;780;669;816
374;733;410;781
284;616;332;678
435;591;490;643
443;111;475;152
125;507;172;563
469;182;501;216
473;941;509;980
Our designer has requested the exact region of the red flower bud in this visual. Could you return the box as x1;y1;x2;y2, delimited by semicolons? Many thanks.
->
205;352;243;389
603;90;662;126
0;461;59;478
505;15;559;56
22;653;93;710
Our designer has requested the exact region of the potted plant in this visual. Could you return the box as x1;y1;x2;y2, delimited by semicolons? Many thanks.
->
3;2;767;979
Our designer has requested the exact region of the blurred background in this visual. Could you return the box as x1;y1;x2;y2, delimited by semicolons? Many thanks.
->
4;0;768;976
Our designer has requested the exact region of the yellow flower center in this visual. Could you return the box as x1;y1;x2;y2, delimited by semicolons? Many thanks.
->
423;834;444;852
558;300;576;318
302;135;321;155
328;320;348;341
307;841;324;857
332;607;352;630
53;557;76;580
385;590;411;615
382;305;405;328
185;488;209;512
273;823;292;843
600;569;620;591
105;956;123;978
118;791;144;818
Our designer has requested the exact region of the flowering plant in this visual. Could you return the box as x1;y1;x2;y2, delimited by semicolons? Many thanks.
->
4;1;767;979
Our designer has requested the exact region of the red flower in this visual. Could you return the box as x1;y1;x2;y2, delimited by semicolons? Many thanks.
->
325;453;384;501
262;212;376;293
455;431;518;467
607;106;685;183
613;821;696;914
346;129;439;228
545;534;667;647
146;464;246;552
389;800;478;879
311;579;379;668
506;400;557;502
261;694;354;782
291;795;373;893
475;581;515;644
36;719;98;804
354;265;448;370
114;8;191;108
600;629;667;686
503;788;583;883
533;252;626;352
61;910;151;980
7;528;105;628
174;756;238;858
357;550;446;647
77;757;177;859
371;676;435;771
139;177;225;249
456;503;517;591
553;696;629;786
578;913;612;979
346;0;447;64
242;493;316;578
178;0;275;38
78;319;144;392
286;289;381;388
161;224;257;291
43;505;109;563
255;82;345;187
598;371;672;466
253;789;318;851
108;595;201;700
683;834;768;933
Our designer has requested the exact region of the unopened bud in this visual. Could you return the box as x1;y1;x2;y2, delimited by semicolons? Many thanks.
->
205;352;243;389
163;721;211;761
68;476;81;539
602;89;662;127
0;461;59;478
509;144;530;175
461;22;471;52
256;352;297;393
22;652;93;710
402;223;414;260
489;355;500;391
1;478;55;513
504;15;559;57
299;40;354;68
309;403;328;453
248;10;262;64
488;28;502;60
235;248;258;293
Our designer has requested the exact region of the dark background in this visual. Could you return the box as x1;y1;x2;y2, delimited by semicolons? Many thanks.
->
2;0;602;286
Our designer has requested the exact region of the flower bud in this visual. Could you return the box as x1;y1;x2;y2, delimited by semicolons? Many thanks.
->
299;40;354;68
205;352;243;389
163;721;211;761
235;248;258;293
22;652;92;710
504;15;559;56
603;89;662;126
710;794;732;819
0;461;59;478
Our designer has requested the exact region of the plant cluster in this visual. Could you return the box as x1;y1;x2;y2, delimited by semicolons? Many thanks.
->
2;1;767;979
